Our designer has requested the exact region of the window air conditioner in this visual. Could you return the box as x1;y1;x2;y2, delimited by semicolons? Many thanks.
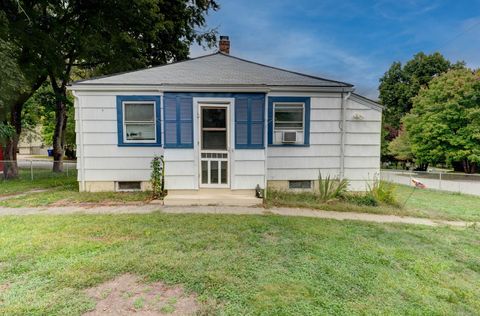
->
282;131;297;143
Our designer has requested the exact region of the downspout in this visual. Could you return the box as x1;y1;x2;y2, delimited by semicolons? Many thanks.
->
72;90;86;191
263;94;268;198
340;90;351;180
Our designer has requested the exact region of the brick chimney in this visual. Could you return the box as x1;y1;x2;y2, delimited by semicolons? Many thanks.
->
219;35;230;54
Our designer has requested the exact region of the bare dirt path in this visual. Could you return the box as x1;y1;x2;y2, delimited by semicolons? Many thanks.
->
0;204;476;228
0;189;50;201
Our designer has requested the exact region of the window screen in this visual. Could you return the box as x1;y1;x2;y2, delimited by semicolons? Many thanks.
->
274;103;304;130
123;102;155;141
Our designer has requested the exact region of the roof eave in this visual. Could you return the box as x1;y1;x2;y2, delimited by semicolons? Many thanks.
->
68;83;355;93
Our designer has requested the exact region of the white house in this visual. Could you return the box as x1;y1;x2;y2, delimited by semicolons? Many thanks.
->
69;36;382;197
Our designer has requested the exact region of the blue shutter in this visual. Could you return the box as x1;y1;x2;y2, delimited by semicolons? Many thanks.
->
164;95;193;148
235;95;265;149
250;97;264;147
235;98;249;147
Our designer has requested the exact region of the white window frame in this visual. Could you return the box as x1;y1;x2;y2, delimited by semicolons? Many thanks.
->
122;101;157;144
273;102;305;132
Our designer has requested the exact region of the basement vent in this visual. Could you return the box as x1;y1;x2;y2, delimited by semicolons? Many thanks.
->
289;180;312;189
117;181;141;191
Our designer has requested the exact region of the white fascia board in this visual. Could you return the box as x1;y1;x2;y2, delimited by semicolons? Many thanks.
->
68;84;354;94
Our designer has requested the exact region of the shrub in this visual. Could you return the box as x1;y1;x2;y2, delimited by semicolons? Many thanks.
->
318;172;349;202
368;180;398;206
343;194;378;207
151;155;166;199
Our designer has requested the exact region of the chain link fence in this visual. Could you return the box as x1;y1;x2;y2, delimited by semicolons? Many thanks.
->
0;160;77;181
381;169;480;196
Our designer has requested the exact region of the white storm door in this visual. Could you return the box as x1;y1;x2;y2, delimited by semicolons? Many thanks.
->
199;105;230;188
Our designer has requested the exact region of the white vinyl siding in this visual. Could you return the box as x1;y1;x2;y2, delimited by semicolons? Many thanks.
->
267;93;382;191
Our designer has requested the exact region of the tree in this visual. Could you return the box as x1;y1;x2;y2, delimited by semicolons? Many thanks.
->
380;52;463;129
404;69;480;173
388;126;413;164
2;0;219;172
0;13;46;178
378;52;464;162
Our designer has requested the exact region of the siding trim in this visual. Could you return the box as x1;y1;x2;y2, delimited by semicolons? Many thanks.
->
116;95;161;147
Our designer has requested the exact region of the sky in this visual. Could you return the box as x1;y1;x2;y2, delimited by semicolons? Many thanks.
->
190;0;480;99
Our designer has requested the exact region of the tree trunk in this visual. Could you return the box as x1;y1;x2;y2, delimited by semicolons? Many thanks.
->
414;163;428;172
462;159;477;174
3;102;23;179
52;90;67;173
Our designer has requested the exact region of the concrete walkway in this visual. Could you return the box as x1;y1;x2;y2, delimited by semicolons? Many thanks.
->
0;204;475;228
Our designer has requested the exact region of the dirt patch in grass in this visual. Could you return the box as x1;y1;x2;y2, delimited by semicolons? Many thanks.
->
49;201;149;207
0;283;9;293
83;274;198;315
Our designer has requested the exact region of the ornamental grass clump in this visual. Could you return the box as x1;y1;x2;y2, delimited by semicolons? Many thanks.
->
367;180;398;206
317;172;349;202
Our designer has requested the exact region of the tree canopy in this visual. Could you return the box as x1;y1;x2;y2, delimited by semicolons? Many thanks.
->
404;68;480;173
379;52;463;131
387;126;413;162
1;0;219;171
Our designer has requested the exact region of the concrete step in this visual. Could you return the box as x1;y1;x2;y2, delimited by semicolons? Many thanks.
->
163;189;262;206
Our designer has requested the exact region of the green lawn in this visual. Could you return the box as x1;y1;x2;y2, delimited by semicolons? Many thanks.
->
0;168;78;195
0;169;151;206
395;185;480;222
2;170;480;221
0;214;479;315
266;185;480;222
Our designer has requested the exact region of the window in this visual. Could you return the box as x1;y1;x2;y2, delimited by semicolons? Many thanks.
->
116;96;161;147
201;107;227;150
289;180;312;189
268;97;311;146
123;102;156;142
274;103;304;131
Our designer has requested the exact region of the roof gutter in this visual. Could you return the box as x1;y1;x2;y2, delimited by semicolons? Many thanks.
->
67;83;354;94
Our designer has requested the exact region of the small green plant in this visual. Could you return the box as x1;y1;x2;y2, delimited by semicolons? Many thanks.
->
343;194;378;206
368;180;398;206
318;172;349;202
133;297;145;309
151;155;166;199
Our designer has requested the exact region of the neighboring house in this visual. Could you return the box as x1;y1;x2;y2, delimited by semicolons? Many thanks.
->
18;126;48;156
69;36;382;194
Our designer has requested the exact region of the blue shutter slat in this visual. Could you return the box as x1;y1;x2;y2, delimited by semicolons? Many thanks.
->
251;123;263;145
236;98;248;121
179;98;192;120
236;123;248;145
251;98;264;121
164;122;177;144
180;122;193;144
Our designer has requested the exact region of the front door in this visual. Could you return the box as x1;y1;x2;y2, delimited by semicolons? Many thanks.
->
199;105;229;187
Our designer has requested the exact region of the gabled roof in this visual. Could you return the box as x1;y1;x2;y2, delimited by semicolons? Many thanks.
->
73;52;353;88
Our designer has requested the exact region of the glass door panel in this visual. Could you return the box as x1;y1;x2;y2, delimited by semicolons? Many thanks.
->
200;105;229;187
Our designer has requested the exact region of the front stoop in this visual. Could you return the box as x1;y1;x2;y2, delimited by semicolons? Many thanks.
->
163;189;262;207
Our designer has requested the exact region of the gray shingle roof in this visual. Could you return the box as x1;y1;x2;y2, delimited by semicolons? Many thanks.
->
74;52;352;87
